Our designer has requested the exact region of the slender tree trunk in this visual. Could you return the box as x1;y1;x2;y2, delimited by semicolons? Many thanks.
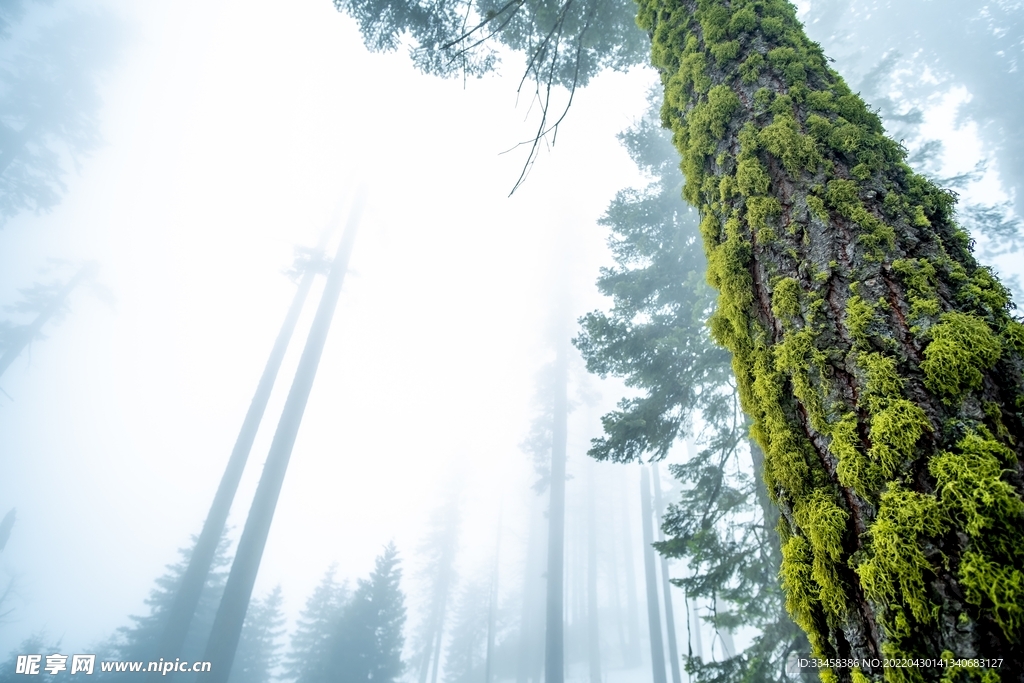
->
485;505;502;683
517;500;546;683
619;472;642;668
429;614;445;683
586;463;601;683
651;465;681;683
639;465;667;683
606;497;629;665
201;199;362;682
149;252;322;671
0;262;96;380
544;335;568;683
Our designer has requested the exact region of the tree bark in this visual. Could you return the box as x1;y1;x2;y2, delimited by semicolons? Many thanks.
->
201;199;362;682
544;334;568;683
640;465;668;683
639;0;1024;678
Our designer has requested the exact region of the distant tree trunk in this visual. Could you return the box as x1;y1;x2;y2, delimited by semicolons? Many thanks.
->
428;611;444;683
150;251;322;671
639;465;667;683
0;262;96;381
618;472;642;668
651;465;681;683
485;506;502;683
544;335;568;683
201;200;362;682
606;499;629;664
516;500;546;683
687;597;702;661
586;464;601;683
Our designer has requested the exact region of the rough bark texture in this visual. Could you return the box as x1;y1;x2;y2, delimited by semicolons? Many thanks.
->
636;0;1024;681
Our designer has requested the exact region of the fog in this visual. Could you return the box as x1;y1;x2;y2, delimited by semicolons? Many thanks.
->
1;0;1022;681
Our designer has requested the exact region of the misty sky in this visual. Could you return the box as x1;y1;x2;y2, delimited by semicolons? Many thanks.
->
1;0;1020;668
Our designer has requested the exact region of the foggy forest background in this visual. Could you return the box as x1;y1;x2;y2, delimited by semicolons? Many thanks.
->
0;0;1022;682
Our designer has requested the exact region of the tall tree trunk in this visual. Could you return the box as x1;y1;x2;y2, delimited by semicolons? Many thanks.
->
640;0;1024;676
586;463;601;683
639;465;667;683
516;500;545;683
651;465;681;683
201;200;362;682
606;488;628;663
618;472;642;668
544;334;568;683
0;262;96;380
485;505;502;683
150;249;322;671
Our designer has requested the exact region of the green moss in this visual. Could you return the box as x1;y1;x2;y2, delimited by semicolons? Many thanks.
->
958;551;1024;641
832;410;879;496
860;351;903;413
1002;319;1024;353
736;157;770;196
868;399;931;476
710;39;740;64
794;489;849;620
780;534;824;649
845;294;876;347
746;196;781;231
983;401;1013;443
806;194;828;222
760;113;819;173
930;433;1021;541
856;486;944;625
921;312;1002;401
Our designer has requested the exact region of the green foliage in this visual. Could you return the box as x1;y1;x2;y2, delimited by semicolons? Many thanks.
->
578;96;808;683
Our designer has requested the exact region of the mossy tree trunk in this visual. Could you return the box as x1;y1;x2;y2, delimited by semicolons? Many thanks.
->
636;0;1024;680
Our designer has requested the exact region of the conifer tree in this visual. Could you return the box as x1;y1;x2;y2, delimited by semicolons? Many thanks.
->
282;567;349;683
0;9;121;225
327;543;407;683
576;93;810;683
441;579;490;683
409;490;461;683
228;586;286;683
